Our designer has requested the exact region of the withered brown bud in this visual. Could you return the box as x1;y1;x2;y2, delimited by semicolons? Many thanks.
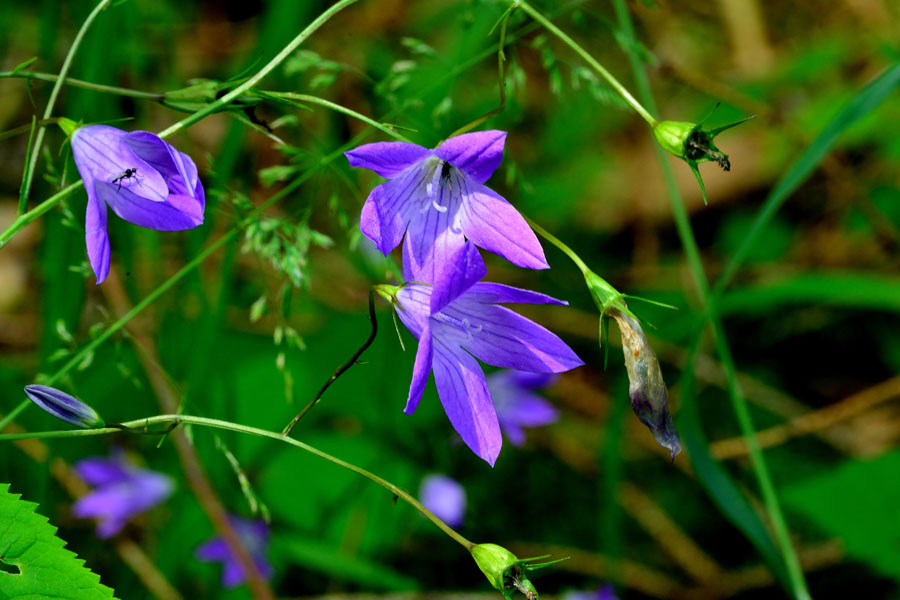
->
610;309;682;459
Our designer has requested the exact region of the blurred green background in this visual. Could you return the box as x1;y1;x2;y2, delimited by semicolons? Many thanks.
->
1;0;900;598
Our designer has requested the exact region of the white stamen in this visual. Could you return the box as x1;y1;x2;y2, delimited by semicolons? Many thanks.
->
432;199;448;212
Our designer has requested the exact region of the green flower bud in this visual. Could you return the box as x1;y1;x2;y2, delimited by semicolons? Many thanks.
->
471;543;566;600
652;114;752;205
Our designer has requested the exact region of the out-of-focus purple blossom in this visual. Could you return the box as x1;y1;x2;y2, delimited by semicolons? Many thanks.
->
23;384;104;428
419;474;466;528
72;452;174;538
71;124;205;284
345;130;547;284
195;516;273;589
486;370;558;446
391;242;582;466
562;584;618;600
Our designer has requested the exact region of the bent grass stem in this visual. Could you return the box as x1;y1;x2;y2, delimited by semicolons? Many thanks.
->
0;414;475;551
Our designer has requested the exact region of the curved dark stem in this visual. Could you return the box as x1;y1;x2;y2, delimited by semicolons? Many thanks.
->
282;289;378;436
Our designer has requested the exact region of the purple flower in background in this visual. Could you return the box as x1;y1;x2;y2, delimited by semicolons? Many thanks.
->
345;130;547;283
487;371;558;446
419;474;466;528
23;384;104;428
196;516;273;589
71;124;205;284
394;242;583;466
563;584;618;600
72;452;174;538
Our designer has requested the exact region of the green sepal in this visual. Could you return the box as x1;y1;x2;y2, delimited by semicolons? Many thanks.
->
57;117;79;138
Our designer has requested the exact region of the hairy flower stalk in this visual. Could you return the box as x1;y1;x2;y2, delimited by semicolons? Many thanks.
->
69;123;205;283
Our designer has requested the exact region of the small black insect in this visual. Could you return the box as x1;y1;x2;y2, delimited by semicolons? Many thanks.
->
111;168;139;191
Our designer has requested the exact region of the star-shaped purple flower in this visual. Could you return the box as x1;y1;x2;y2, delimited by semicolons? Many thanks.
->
195;516;274;589
487;370;559;446
419;474;466;528
345;130;547;283
393;242;582;465
72;452;174;538
71;124;205;284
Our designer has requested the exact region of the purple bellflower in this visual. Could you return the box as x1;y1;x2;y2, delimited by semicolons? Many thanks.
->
71;124;205;284
23;384;104;428
72;452;174;538
419;474;466;528
486;370;558;446
389;242;583;466
563;585;619;600
346;130;547;283
196;516;274;589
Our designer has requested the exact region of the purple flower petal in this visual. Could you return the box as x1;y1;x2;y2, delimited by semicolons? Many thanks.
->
459;180;548;270
195;539;230;561
434;130;506;184
75;457;130;486
71;125;205;284
85;196;110;284
405;324;433;415
195;516;272;590
23;385;102;428
444;302;584;373
97;183;202;231
431;341;502;466
464;282;568;306
419;474;466;528
345;141;430;178
71;454;173;538
429;242;486;315
72;126;168;200
360;183;412;255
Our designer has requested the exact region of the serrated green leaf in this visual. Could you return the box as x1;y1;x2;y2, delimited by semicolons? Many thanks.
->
0;483;117;599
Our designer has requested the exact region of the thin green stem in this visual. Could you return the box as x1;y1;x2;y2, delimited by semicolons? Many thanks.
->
157;0;358;139
515;0;657;127
610;1;810;598
0;414;475;551
0;181;83;250
524;215;589;274
268;92;412;143
20;0;112;214
0;70;164;101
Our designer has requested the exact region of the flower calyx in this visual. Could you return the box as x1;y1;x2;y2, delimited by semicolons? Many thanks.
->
652;115;752;205
471;543;566;600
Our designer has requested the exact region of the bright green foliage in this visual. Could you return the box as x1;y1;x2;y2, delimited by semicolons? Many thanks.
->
783;451;900;578
0;484;117;599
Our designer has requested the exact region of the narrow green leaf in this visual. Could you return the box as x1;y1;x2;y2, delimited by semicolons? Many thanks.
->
0;483;117;599
678;375;791;589
717;61;900;292
10;57;38;75
17;115;37;215
719;272;900;315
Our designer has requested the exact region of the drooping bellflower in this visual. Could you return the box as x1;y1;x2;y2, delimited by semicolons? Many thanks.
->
195;516;273;589
419;474;466;528
486;370;558;446
386;242;583;465
23;384;104;428
72;452;174;538
346;131;547;283
70;124;205;284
